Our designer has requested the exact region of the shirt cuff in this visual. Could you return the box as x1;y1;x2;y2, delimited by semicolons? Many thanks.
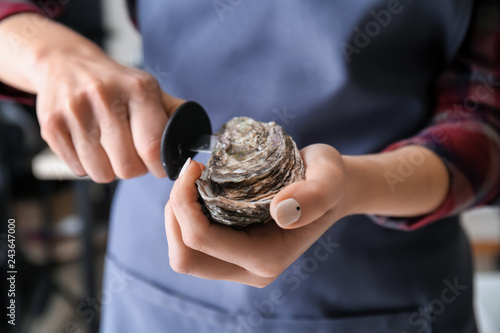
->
0;82;36;105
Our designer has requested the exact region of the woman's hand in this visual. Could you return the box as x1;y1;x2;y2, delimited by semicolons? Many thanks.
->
0;13;184;182
165;144;347;287
165;141;450;287
34;48;183;182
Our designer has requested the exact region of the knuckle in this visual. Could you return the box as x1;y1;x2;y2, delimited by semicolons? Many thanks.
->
137;138;161;163
61;153;83;173
110;96;128;120
115;161;147;179
40;115;64;141
86;78;106;96
77;140;94;157
135;72;158;90
88;167;116;184
92;174;116;184
168;191;180;206
183;231;203;252
129;76;145;90
254;263;282;279
164;202;172;215
128;76;152;102
99;118;115;134
169;253;193;275
65;91;87;114
85;128;101;147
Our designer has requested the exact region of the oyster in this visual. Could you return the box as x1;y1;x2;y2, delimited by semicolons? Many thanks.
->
195;117;305;227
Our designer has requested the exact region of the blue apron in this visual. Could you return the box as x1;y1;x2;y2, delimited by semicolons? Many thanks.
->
100;1;477;332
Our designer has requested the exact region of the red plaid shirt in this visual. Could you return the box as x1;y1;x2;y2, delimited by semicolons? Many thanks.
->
1;0;499;231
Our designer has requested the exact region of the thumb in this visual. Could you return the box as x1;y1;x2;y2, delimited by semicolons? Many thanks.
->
270;144;345;229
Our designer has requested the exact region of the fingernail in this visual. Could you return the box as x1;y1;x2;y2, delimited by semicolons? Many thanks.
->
276;198;301;226
178;157;191;178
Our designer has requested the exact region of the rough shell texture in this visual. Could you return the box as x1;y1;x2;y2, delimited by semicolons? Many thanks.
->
195;117;305;227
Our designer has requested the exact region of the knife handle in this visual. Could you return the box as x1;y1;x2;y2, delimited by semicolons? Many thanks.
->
161;101;212;180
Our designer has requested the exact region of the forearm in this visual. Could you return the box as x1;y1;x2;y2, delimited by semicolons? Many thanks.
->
0;13;105;93
341;146;449;218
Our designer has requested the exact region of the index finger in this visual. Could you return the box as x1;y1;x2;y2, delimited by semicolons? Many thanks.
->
129;85;169;178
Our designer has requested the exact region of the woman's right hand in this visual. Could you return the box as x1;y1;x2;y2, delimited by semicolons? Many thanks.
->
34;46;184;182
0;13;184;182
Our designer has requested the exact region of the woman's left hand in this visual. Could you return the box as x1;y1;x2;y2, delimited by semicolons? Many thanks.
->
165;144;348;288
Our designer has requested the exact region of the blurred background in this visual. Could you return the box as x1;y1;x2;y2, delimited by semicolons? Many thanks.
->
0;1;499;332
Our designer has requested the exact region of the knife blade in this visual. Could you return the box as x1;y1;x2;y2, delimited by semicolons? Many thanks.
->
190;134;218;153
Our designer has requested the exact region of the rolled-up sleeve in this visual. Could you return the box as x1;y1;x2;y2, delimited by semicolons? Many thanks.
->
373;0;500;231
0;0;66;20
0;1;41;21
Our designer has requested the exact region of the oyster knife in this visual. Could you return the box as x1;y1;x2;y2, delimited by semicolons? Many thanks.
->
161;101;214;180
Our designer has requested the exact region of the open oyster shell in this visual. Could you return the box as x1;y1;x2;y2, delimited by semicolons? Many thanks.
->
195;117;305;227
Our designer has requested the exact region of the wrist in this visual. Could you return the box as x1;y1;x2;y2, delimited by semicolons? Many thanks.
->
337;155;368;218
26;19;106;92
338;146;449;219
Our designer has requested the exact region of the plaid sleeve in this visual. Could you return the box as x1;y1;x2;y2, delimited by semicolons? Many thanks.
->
372;0;500;231
0;0;65;21
0;0;65;105
0;1;41;21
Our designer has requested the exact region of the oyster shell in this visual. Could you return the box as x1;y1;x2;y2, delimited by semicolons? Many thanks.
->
195;117;305;227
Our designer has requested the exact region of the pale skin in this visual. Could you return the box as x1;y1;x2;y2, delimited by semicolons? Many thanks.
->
1;13;449;287
0;13;183;182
